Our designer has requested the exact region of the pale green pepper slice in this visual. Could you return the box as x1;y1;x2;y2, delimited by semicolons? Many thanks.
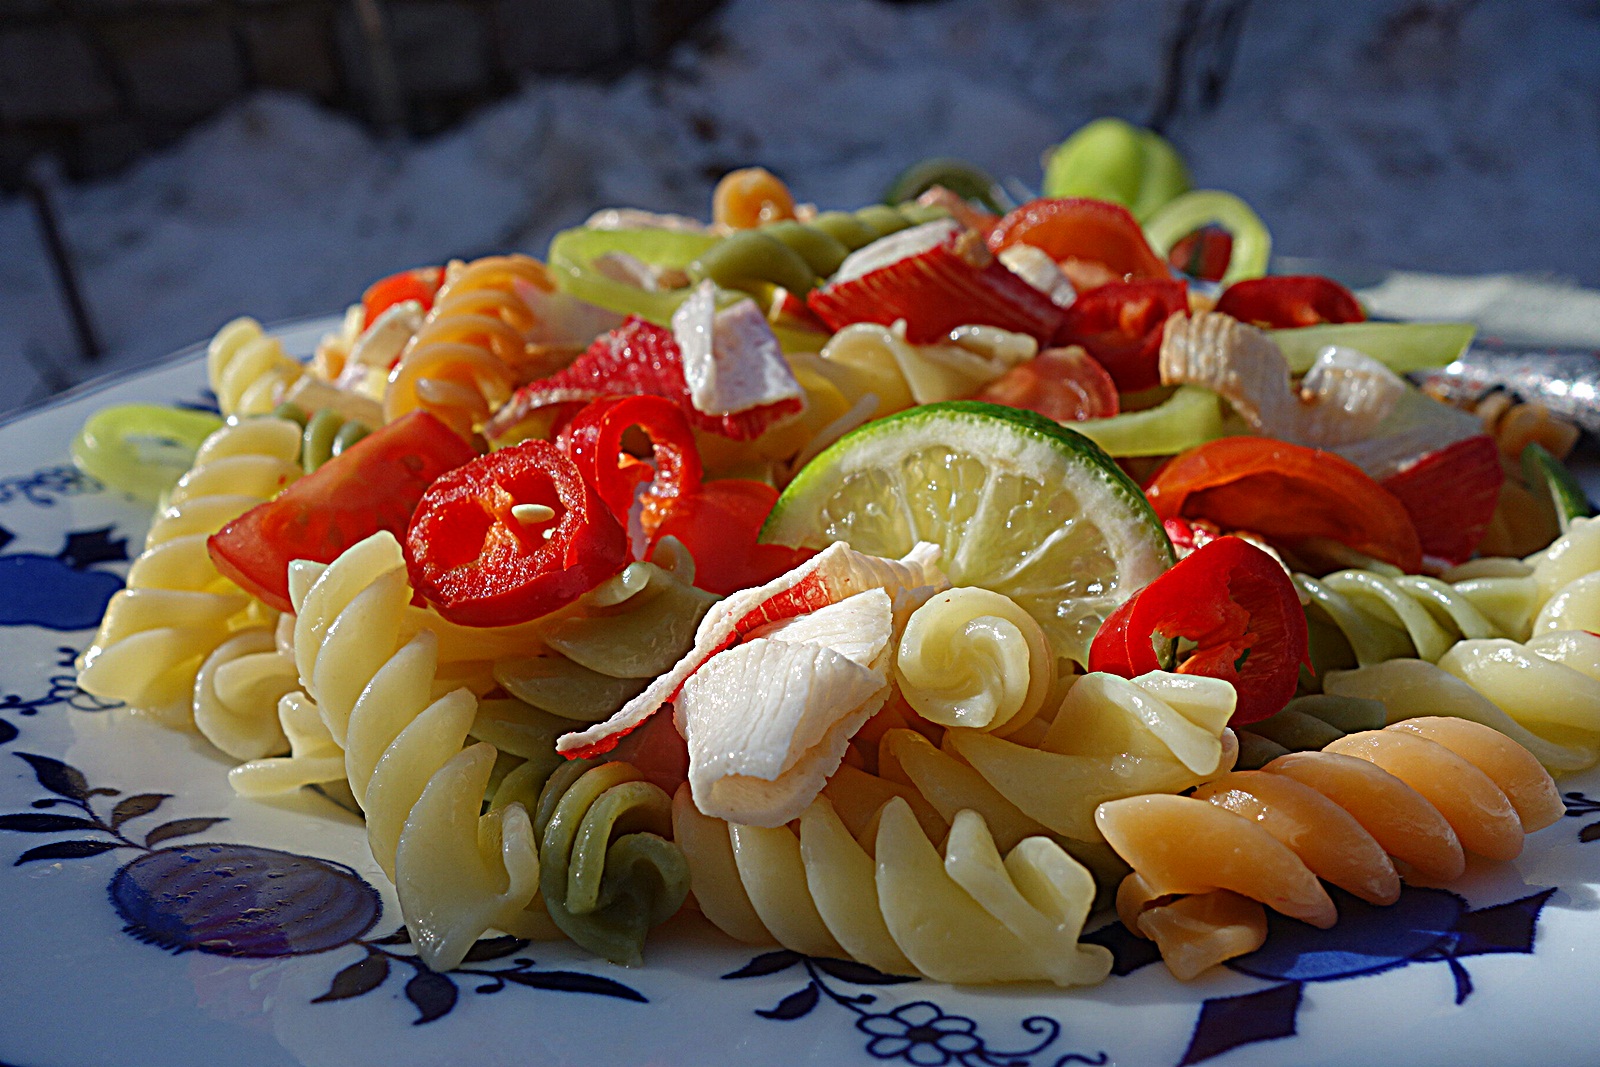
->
1267;321;1476;374
1144;190;1271;286
546;226;720;325
547;225;826;351
1071;385;1227;457
71;403;225;502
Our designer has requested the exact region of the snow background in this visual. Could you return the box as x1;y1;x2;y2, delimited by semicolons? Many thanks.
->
1;0;1597;416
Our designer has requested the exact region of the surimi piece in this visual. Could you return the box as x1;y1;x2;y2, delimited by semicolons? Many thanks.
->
556;541;947;758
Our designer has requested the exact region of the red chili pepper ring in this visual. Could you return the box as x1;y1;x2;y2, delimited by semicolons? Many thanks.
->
405;440;628;626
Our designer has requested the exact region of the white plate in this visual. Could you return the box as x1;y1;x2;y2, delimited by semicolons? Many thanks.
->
2;318;1599;1067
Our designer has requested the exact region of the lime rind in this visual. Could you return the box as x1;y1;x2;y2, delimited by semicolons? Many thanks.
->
764;401;1174;664
1523;442;1595;532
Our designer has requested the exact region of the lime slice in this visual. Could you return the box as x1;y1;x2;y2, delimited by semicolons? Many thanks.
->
762;400;1173;664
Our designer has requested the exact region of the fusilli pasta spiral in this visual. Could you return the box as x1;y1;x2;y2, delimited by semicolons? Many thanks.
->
1099;717;1562;978
232;531;542;971
674;787;1111;986
489;757;690;965
207;318;306;417
494;561;717;724
78;416;303;724
689;202;946;296
385;255;573;437
1324;630;1600;772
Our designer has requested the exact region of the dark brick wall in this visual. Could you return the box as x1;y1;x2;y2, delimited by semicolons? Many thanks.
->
0;0;723;188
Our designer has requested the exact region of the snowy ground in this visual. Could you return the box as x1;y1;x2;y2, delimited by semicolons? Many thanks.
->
1;0;1597;416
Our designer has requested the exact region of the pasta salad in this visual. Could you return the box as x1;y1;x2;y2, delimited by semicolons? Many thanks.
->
71;120;1600;987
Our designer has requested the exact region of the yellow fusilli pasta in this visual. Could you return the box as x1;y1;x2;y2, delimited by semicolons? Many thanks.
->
207;318;306;417
675;788;1111;986
78;416;303;724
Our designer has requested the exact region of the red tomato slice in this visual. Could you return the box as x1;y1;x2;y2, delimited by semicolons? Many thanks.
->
1145;437;1423;573
361;267;444;329
648;479;815;596
1054;278;1188;393
987;198;1170;284
972;345;1120;422
405;440;628;626
208;412;477;613
1213;275;1366;329
1088;536;1309;725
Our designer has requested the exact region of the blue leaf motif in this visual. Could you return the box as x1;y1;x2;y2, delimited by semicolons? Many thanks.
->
460;935;528;963
757;982;819;1021
0;813;99;833
16;753;89;801
500;970;648;1003
312;954;390;1003
1453;888;1556;957
723;949;803;980
110;793;169;829
405;969;458;1024
1179;982;1302;1067
15;839;123;865
143;817;227;847
812;957;918;985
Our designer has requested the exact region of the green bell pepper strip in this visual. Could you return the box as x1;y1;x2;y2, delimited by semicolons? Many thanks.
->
1266;321;1476;374
1071;385;1228;457
1042;118;1192;221
883;157;1010;214
547;226;828;352
1143;190;1271;286
71;403;225;502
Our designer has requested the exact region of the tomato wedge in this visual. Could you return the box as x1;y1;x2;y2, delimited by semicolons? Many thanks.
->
405;440;628;626
987;198;1170;285
1053;278;1188;393
647;479;814;596
1145;437;1422;573
1088;536;1308;725
972;345;1120;422
362;267;444;329
1213;275;1365;329
208;411;477;613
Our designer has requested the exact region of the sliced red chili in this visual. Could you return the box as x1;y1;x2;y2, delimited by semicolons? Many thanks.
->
1167;225;1234;282
1379;435;1504;567
1053;278;1189;393
361;267;444;329
1145;436;1423;573
1088;535;1309;725
1212;275;1365;330
405;440;628;626
208;411;477;613
557;394;704;531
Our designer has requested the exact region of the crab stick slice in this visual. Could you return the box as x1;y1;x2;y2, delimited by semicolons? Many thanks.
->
1192;770;1400;905
1095;794;1337;928
1263;750;1466;881
557;541;945;757
1324;730;1524;862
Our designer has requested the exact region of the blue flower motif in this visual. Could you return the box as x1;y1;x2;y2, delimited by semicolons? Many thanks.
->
858;1001;983;1065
